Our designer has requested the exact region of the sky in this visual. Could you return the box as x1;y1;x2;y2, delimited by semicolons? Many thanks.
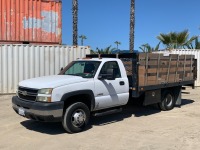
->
62;0;200;51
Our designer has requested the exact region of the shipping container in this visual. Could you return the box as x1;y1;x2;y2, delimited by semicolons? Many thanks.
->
0;44;90;94
154;49;200;86
0;0;62;44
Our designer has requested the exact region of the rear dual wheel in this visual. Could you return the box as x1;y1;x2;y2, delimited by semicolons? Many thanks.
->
159;90;175;111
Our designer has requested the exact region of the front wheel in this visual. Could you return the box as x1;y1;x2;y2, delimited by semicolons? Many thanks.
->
159;90;175;111
62;102;90;133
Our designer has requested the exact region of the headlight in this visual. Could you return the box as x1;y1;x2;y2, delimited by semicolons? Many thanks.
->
38;88;53;94
37;88;53;102
36;96;51;102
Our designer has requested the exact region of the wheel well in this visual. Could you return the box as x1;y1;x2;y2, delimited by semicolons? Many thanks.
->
63;94;92;112
161;86;182;101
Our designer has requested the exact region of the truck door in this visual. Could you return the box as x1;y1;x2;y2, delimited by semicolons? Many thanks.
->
94;61;129;110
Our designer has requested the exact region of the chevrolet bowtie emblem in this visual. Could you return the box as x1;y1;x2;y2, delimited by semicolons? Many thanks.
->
22;91;28;96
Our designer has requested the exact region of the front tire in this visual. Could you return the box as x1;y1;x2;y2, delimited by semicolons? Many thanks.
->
62;102;90;133
159;90;175;111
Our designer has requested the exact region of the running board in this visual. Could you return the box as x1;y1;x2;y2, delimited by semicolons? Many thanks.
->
93;107;122;117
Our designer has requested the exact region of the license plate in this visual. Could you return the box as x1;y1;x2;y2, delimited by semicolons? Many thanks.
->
18;108;25;116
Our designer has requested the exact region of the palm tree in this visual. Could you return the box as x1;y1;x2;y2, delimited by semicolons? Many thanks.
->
92;46;116;54
129;0;135;53
79;35;87;45
72;0;78;45
157;30;197;50
185;37;200;49
114;41;121;49
139;43;160;53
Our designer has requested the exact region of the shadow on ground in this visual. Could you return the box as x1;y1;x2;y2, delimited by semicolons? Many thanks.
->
20;121;66;135
20;99;194;135
181;99;194;106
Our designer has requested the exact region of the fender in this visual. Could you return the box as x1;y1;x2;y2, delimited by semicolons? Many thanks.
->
60;90;95;111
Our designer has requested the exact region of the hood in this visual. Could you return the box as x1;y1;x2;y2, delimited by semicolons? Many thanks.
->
19;75;89;89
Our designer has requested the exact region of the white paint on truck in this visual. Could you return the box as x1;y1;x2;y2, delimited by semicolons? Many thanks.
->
17;58;129;110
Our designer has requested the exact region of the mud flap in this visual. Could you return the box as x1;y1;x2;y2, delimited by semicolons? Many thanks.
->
175;87;182;106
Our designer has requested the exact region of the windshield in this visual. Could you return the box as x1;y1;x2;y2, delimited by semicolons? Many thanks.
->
63;61;101;78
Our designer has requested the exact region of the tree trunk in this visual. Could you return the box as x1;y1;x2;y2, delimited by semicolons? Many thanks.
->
129;0;135;53
72;0;78;45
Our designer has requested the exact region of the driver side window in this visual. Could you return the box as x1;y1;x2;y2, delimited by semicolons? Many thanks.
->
100;61;121;78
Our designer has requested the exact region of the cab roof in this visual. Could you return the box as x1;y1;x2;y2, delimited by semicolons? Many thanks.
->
77;58;120;62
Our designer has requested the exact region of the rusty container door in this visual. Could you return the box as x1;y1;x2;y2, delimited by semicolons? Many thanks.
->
0;0;62;44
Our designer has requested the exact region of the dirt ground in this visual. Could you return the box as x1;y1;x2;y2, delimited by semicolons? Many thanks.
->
0;87;200;150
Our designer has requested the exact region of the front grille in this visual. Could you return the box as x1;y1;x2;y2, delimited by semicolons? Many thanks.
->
18;86;38;101
18;86;38;93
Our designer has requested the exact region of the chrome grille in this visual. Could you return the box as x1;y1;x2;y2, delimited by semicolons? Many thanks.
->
18;86;38;101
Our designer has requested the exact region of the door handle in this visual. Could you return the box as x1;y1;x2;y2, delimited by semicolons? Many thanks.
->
119;81;125;85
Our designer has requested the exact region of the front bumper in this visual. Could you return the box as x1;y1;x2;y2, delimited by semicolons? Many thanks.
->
12;96;64;122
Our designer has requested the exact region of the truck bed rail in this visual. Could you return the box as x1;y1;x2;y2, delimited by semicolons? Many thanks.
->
86;53;197;96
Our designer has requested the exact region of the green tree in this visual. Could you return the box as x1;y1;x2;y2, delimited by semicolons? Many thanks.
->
114;41;121;49
185;37;200;49
79;35;87;45
91;46;116;54
72;0;78;45
129;0;135;53
139;43;160;53
157;30;197;50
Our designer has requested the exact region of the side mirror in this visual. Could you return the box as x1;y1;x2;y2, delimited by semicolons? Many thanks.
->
98;74;107;80
60;67;64;71
98;69;115;80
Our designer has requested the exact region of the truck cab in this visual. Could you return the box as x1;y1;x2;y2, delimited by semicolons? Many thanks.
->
12;58;129;133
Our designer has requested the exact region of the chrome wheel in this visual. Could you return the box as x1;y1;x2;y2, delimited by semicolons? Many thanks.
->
159;90;175;111
62;102;90;133
71;109;86;127
165;94;173;107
